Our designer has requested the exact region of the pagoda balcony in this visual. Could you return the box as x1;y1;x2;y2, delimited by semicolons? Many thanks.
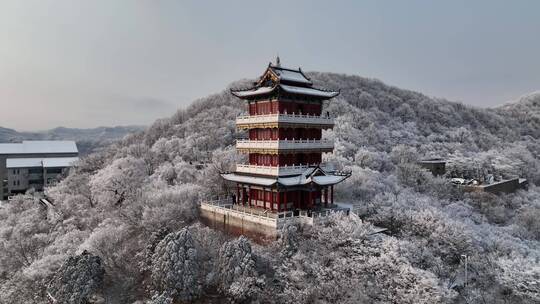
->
235;164;328;176
236;139;334;153
236;113;334;129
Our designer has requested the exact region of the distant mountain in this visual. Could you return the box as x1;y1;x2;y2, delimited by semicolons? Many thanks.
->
0;125;145;155
0;127;22;141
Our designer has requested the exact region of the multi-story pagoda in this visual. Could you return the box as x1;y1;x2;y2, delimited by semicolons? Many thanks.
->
221;58;349;212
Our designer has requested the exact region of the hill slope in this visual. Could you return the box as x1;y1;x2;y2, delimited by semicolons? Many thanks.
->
498;91;540;137
1;72;539;304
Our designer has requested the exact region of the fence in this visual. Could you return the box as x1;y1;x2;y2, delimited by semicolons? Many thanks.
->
200;198;352;227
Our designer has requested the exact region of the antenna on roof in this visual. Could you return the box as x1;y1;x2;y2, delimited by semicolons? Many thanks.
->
275;54;281;67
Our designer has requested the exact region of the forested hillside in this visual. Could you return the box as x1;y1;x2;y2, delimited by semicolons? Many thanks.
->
1;73;538;303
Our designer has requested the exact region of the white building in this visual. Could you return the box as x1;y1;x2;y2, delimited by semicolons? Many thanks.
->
0;141;79;199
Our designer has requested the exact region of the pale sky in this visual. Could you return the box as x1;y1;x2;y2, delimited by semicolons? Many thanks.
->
1;0;539;130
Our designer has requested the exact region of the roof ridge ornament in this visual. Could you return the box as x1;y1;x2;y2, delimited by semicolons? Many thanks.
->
275;54;281;67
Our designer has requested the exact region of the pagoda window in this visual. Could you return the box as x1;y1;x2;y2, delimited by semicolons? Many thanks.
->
279;128;300;140
281;128;288;140
298;128;322;140
304;153;321;164
290;102;299;114
271;101;279;114
297;103;305;114
314;128;322;139
279;154;297;166
255;101;274;115
249;129;257;140
297;153;305;165
254;189;259;201
278;101;299;114
278;154;288;166
271;128;278;140
249;103;256;115
249;189;255;202
252;128;274;140
271;155;278;166
313;103;322;115
278;102;285;114
304;103;312;115
289;103;321;116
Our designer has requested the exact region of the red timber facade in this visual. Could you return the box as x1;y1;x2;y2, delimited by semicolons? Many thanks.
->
221;58;350;212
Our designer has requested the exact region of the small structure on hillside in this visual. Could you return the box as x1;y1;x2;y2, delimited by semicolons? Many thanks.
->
200;58;351;237
451;176;528;194
420;158;528;194
418;158;446;176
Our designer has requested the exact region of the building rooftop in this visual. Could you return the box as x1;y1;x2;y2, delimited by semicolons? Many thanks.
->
6;158;43;168
267;65;312;85
221;166;350;187
230;60;339;100
0;140;78;155
418;158;446;164
42;157;80;168
231;84;339;99
6;157;80;169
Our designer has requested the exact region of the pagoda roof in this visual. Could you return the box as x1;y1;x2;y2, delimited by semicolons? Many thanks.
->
266;64;312;85
220;166;350;187
220;173;277;186
231;84;339;99
230;60;339;100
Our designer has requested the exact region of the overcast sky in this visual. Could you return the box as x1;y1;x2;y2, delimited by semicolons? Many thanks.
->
1;0;539;130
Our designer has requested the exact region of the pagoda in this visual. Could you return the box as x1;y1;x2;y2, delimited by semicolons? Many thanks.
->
221;58;349;212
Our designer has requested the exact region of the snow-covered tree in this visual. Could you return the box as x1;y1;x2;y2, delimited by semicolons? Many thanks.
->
47;250;105;304
150;228;203;302
89;156;147;207
216;236;264;302
1;71;540;304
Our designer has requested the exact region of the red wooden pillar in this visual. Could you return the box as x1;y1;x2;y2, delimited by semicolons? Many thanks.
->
283;191;287;212
270;190;274;211
308;190;313;208
263;189;267;209
236;184;240;205
248;187;252;207
330;185;334;205
324;187;328;207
